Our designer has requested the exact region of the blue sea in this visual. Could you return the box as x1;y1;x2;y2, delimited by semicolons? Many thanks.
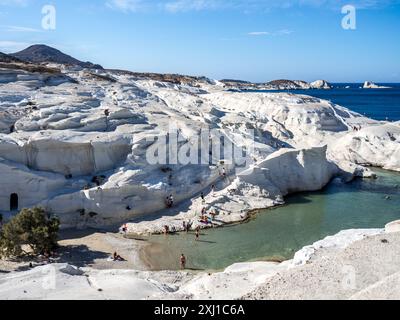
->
252;83;400;122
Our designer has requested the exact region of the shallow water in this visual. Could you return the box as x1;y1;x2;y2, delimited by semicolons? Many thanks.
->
144;169;400;271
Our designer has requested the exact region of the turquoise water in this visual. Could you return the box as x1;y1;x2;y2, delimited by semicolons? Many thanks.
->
145;169;400;271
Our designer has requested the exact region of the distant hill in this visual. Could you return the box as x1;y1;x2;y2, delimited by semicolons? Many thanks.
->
267;79;302;87
0;52;21;63
11;44;103;69
109;69;214;85
221;79;251;84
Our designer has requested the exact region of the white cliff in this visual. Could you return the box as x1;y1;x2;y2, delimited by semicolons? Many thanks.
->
329;123;400;172
0;62;399;231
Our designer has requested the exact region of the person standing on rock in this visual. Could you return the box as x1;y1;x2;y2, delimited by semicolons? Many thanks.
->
211;184;216;196
121;224;127;234
220;167;226;178
180;254;186;270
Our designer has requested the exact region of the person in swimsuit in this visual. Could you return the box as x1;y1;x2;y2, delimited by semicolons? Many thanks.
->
180;254;186;269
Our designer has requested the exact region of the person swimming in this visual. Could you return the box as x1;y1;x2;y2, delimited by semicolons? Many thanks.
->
180;254;186;269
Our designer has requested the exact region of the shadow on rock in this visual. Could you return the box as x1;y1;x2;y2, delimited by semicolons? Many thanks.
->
55;244;110;268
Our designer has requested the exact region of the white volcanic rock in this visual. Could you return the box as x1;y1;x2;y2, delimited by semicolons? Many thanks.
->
0;131;133;176
293;80;311;89
292;228;383;266
363;81;391;89
124;146;337;235
239;146;336;196
158;261;291;300
329;123;400;172
0;63;399;229
0;68;72;86
349;272;400;300
385;220;400;233
230;79;332;91
310;80;332;89
0;156;66;212
0;263;174;300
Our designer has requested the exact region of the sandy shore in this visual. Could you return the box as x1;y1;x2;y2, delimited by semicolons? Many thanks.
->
0;228;149;273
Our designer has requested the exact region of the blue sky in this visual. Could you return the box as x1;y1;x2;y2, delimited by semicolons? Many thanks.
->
0;0;400;82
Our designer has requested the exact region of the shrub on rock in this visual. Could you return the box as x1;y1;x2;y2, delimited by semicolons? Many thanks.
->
0;207;60;258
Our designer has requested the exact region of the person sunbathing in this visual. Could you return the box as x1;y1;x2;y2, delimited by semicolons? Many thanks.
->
113;252;124;261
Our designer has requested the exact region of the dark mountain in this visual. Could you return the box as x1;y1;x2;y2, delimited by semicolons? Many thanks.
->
11;44;103;69
0;52;21;63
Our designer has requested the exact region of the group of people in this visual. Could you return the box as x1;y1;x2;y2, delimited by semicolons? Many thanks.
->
199;207;216;225
164;225;177;235
353;125;362;131
182;220;193;232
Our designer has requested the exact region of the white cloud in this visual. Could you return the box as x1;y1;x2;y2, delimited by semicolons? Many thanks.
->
276;29;293;35
106;0;145;12
161;0;400;13
105;0;400;13
248;30;293;36
248;32;270;36
3;25;41;32
0;0;29;6
164;0;218;13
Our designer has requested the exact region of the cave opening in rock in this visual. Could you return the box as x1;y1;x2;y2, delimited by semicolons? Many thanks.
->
10;193;18;211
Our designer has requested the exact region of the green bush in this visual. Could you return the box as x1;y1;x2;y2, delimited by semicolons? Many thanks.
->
0;207;60;258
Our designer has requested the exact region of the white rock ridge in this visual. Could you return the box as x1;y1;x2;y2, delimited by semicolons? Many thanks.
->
329;123;400;172
0;62;399;229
